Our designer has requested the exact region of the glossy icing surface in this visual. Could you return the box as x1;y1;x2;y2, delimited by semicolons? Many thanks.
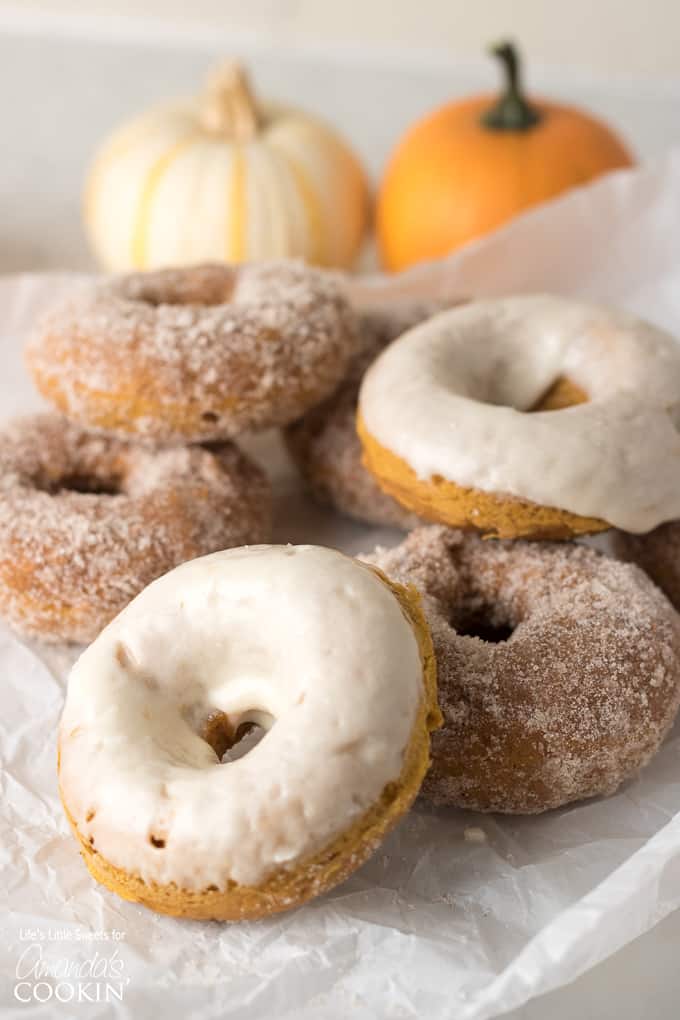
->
359;295;680;532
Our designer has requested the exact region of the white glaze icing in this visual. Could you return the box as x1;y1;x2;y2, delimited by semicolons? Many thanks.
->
59;545;423;890
358;295;680;533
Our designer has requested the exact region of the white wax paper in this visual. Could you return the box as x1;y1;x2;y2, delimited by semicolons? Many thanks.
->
3;152;680;1018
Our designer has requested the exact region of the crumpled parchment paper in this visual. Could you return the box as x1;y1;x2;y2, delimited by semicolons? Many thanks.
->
3;151;680;1019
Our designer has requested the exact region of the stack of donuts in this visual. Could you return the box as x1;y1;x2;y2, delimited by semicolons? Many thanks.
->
0;261;357;643
288;291;680;815
6;262;680;923
354;294;680;811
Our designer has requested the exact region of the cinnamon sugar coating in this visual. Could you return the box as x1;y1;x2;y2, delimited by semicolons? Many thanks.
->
613;524;680;611
26;262;358;442
285;300;452;528
0;414;271;643
368;526;680;813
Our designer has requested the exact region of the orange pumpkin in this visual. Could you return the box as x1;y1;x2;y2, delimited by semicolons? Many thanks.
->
377;43;634;271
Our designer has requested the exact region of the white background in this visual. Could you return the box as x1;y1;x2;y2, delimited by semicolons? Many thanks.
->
3;0;680;76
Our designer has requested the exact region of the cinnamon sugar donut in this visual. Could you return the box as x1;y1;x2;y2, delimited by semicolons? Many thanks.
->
613;524;680;611
0;414;271;644
26;262;358;443
285;300;453;528
358;295;680;539
368;526;680;813
58;545;439;920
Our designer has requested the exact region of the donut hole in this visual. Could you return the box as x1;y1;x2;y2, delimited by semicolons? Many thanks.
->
35;461;126;497
454;616;515;644
129;271;234;308
221;722;268;763
465;374;587;413
52;472;122;497
202;711;234;759
530;377;589;413
201;709;273;763
449;598;518;644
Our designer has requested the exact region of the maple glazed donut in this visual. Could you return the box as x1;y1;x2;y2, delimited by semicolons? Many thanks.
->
285;300;454;529
358;295;680;539
0;413;271;644
26;261;358;443
58;545;439;920
369;526;680;814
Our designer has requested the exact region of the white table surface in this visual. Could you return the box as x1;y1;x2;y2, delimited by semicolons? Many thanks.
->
1;15;680;1018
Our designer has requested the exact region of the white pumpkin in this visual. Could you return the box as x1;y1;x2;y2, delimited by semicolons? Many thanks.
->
84;64;370;271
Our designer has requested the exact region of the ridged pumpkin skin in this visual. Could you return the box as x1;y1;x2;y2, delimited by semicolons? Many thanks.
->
377;95;633;271
84;72;370;272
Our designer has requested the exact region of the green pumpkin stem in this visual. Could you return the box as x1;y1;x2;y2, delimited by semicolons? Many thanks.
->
482;42;541;132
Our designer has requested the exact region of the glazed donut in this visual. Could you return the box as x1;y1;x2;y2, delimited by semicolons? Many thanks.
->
26;261;358;442
358;295;680;539
58;545;439;920
285;301;453;528
0;414;271;644
368;526;680;813
613;524;680;611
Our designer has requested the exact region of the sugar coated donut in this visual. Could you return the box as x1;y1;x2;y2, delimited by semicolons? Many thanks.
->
368;526;680;813
358;295;680;539
613;523;680;611
0;414;271;644
58;545;439;920
27;261;358;442
285;301;451;528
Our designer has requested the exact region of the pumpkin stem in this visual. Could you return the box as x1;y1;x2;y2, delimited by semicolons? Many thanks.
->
200;62;261;140
482;41;541;132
